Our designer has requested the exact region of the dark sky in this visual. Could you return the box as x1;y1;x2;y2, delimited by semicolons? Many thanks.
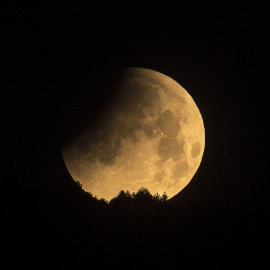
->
4;1;268;209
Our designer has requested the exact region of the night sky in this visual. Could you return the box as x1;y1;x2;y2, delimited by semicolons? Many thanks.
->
3;1;268;268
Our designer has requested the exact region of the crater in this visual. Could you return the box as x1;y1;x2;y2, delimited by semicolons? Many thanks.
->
191;142;201;158
173;161;189;179
157;137;185;162
118;80;161;113
166;90;186;105
155;170;166;183
94;135;122;165
142;124;155;137
84;125;123;166
157;109;180;137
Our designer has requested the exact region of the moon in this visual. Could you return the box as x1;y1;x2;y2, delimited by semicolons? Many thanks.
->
62;68;205;201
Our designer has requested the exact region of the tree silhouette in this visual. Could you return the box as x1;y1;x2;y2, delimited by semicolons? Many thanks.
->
109;187;168;211
75;180;82;188
110;190;133;210
161;192;168;203
132;187;154;208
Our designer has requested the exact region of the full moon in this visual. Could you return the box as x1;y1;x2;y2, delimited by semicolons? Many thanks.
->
62;68;205;201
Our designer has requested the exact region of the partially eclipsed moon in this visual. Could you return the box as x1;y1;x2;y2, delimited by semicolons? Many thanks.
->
62;68;205;201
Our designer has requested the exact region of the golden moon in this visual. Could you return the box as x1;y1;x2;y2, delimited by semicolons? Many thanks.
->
62;68;205;201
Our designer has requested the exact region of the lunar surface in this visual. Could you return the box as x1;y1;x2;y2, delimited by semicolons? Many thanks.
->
62;68;205;201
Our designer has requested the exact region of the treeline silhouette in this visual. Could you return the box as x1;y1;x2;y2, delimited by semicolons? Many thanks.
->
77;182;169;208
109;188;168;207
70;181;170;222
5;172;268;269
72;180;169;212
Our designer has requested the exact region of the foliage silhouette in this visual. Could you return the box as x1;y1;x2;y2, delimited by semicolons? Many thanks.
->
74;178;169;211
109;187;168;210
110;190;133;209
75;180;83;189
7;171;266;269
